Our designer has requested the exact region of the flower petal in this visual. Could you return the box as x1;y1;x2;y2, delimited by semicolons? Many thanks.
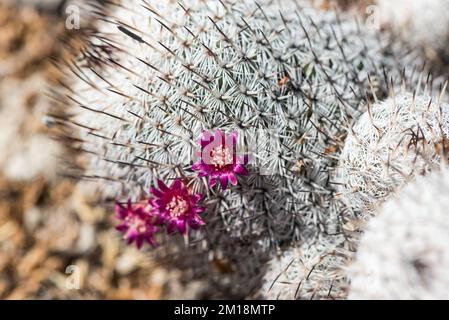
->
167;221;177;234
231;131;238;144
192;193;204;202
116;224;128;232
193;215;205;226
234;164;248;175
150;187;163;198
209;177;218;187
136;237;144;249
172;179;183;190
177;220;187;234
194;206;205;214
157;179;169;191
220;174;229;189
228;172;238;186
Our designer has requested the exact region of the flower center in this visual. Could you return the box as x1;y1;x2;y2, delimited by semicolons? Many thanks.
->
126;215;147;234
210;146;233;168
166;195;189;217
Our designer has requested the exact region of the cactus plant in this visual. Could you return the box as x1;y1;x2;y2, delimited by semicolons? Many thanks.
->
51;0;428;297
377;0;449;74
337;91;449;213
348;166;449;299
257;236;352;300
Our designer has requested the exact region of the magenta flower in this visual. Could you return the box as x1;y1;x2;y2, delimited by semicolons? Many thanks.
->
149;179;205;235
115;200;159;249
192;129;248;189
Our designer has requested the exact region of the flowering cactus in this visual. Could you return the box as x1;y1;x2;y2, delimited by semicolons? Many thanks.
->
52;0;427;297
115;178;205;248
115;200;160;248
349;166;449;299
337;91;449;213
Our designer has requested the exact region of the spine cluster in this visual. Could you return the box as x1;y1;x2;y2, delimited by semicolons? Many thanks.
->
337;91;449;213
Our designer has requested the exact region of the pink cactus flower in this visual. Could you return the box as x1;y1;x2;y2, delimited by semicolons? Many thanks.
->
149;179;205;235
115;200;159;249
192;129;248;189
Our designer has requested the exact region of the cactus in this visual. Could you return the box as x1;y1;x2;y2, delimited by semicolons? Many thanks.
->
348;166;449;299
337;91;449;213
256;236;352;300
52;0;427;297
